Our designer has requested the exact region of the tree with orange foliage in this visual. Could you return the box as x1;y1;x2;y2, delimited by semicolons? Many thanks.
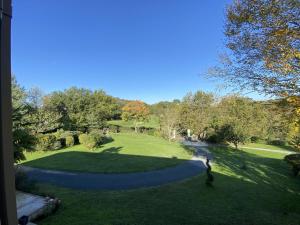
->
121;101;150;133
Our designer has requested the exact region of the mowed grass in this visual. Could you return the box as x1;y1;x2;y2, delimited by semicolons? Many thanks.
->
21;133;192;173
33;146;300;225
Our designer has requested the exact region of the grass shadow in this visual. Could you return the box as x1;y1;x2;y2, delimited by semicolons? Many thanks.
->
21;148;191;174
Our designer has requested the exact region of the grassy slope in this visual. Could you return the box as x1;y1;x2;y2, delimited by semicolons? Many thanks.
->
34;146;300;225
21;133;191;173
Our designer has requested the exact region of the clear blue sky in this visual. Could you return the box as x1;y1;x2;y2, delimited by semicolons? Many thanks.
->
11;0;255;104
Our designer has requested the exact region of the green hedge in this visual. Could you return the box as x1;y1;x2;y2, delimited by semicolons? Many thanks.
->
36;134;58;151
284;154;300;176
65;135;75;147
107;124;157;135
79;132;104;149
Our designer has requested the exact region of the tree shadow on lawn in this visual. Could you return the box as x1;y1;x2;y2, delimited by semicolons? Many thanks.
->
22;145;300;225
21;145;300;225
21;147;192;173
32;161;300;225
209;146;300;194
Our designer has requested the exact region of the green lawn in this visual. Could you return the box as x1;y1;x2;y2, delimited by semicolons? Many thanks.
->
32;146;300;225
108;115;160;129
242;142;296;152
21;133;192;173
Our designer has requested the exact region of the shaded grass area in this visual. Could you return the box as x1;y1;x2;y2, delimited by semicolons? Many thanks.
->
21;133;191;173
33;146;300;225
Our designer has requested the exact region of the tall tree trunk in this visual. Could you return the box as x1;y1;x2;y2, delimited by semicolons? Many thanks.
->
134;120;138;133
234;141;238;149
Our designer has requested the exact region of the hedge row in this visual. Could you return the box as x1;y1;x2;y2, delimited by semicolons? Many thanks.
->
36;130;113;151
107;124;157;135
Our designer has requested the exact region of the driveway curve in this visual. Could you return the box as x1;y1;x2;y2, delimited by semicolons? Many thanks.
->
22;142;211;190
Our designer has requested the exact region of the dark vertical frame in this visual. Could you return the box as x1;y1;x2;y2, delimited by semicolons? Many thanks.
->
0;0;17;225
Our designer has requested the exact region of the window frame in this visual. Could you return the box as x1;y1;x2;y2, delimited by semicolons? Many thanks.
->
0;0;18;224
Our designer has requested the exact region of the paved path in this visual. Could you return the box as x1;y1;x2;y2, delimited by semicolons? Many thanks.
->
22;142;211;190
240;146;294;154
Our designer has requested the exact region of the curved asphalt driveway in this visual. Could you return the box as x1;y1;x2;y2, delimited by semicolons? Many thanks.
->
22;143;211;190
22;160;205;190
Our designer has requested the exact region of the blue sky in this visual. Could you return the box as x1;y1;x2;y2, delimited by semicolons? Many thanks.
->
11;0;260;104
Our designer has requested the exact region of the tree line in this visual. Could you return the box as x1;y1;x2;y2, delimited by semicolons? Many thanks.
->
11;76;127;161
152;91;299;150
11;74;300;164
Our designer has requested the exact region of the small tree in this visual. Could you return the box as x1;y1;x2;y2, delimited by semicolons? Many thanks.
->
218;96;263;149
220;124;248;149
179;91;214;140
160;104;180;141
122;101;150;132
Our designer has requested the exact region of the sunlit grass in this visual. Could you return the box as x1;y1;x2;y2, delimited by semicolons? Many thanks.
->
21;133;192;173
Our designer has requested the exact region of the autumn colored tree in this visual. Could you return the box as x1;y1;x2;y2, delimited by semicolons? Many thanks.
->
209;0;300;97
122;101;150;132
279;96;300;150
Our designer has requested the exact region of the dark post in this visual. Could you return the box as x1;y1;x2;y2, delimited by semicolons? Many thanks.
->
0;0;17;225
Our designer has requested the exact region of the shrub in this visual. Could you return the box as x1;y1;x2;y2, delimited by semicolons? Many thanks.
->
53;140;62;150
250;136;262;143
54;129;64;139
13;128;37;162
284;154;300;176
267;139;287;146
65;135;75;147
79;133;88;145
61;131;82;145
289;135;300;151
56;130;82;146
102;135;113;144
108;125;121;133
36;134;57;150
79;132;104;149
15;166;37;192
206;134;222;143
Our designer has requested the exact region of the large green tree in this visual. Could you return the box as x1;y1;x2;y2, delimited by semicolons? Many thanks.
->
45;87;119;132
179;91;214;140
217;96;268;148
11;76;35;161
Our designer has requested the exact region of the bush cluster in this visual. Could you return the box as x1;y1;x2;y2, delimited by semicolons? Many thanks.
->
35;130;84;151
79;132;103;149
284;154;300;176
36;134;57;151
267;139;287;146
108;125;121;133
35;130;115;151
65;136;75;147
15;166;37;192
